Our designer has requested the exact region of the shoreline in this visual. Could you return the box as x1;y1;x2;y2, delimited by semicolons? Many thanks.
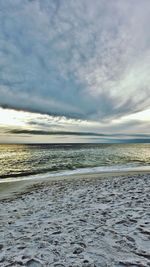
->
0;172;150;266
0;169;150;201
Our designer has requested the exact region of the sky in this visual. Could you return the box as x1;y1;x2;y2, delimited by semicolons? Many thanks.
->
0;0;150;143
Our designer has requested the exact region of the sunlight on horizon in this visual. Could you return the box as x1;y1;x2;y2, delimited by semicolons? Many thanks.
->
0;107;149;133
0;108;31;127
0;106;149;143
112;108;150;125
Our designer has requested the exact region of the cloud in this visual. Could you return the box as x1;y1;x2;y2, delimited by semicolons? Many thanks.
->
7;128;150;139
5;127;150;144
0;105;149;143
0;0;150;126
7;129;105;136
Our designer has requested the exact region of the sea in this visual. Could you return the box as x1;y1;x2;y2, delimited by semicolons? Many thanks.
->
0;143;150;183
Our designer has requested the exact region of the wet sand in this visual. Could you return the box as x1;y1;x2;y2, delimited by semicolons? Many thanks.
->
0;172;150;266
0;170;150;201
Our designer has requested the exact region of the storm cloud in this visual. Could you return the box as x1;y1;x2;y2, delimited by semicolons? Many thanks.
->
0;0;150;122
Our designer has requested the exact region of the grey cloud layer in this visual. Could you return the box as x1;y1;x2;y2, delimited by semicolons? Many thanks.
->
0;0;150;121
6;129;150;143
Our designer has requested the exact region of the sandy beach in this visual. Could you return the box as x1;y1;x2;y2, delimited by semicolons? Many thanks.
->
0;172;150;267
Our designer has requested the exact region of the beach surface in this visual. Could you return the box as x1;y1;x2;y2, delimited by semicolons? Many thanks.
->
0;172;150;267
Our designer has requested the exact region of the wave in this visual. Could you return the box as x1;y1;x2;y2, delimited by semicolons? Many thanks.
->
0;164;150;183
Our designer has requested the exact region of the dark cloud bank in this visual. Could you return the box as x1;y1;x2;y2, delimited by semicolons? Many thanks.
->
0;0;150;122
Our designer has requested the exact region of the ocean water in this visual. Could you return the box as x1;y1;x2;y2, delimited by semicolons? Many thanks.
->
0;143;150;182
